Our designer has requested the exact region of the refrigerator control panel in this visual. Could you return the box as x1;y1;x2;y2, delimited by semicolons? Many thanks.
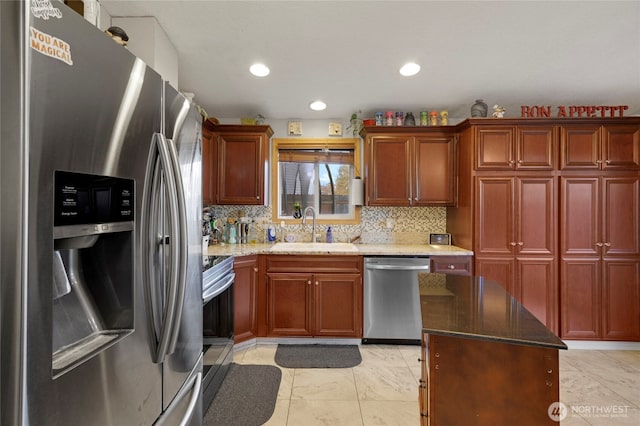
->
54;170;134;227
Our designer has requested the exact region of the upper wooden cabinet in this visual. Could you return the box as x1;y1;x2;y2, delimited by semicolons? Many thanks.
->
560;123;640;170
202;123;217;205
202;121;273;205
475;125;555;171
361;126;457;206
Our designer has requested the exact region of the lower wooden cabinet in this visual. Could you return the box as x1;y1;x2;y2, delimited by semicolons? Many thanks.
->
264;255;362;338
561;258;640;340
475;256;558;334
233;255;259;343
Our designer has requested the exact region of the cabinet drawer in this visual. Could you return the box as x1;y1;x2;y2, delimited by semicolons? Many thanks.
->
430;256;473;275
267;255;362;273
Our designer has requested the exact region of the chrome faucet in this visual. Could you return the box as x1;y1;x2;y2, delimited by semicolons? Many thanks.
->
301;206;317;243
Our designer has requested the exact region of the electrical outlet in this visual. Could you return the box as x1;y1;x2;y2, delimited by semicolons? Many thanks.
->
329;122;343;136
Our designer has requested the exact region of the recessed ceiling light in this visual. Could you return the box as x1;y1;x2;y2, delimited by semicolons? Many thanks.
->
309;100;327;111
399;62;421;77
249;63;270;77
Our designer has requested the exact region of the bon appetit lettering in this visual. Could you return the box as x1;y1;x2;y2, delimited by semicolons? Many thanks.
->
521;105;629;118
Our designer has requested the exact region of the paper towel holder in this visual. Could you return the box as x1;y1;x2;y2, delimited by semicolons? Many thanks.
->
350;177;364;206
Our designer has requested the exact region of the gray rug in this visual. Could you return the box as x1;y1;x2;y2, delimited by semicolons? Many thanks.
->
275;344;362;368
203;363;281;426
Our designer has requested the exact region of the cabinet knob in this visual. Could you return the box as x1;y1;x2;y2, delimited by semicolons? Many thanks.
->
254;267;259;272
509;160;515;165
510;242;517;246
605;160;611;164
315;281;319;286
448;264;455;269
307;280;311;285
517;242;524;246
596;160;603;164
256;195;260;200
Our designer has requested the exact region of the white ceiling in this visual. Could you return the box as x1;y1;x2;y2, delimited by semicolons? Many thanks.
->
100;0;640;121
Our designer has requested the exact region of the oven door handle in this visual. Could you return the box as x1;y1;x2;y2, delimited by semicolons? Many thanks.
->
202;272;235;305
365;264;431;271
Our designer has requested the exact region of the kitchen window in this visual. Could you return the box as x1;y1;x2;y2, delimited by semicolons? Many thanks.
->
272;138;361;224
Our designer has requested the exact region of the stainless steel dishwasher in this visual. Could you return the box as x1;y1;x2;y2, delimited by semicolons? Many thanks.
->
363;256;430;344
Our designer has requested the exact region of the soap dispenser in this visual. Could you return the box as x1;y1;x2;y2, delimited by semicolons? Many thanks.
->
326;226;333;243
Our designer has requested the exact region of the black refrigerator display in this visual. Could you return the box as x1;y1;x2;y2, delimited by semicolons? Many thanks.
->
1;1;203;425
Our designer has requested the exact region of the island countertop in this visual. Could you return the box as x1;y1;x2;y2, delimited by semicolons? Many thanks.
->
420;274;567;350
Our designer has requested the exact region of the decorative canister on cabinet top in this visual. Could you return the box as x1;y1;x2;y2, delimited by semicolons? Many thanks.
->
471;99;488;117
404;112;416;126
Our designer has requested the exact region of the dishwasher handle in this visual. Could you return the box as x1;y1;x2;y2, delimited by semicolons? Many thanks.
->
365;264;430;271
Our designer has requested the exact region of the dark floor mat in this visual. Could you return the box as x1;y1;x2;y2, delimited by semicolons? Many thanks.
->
275;344;362;368
203;363;281;426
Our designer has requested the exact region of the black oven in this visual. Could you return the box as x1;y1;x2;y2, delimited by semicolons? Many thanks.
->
202;255;234;410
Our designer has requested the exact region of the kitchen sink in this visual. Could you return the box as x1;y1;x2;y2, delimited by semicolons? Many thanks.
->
269;242;359;253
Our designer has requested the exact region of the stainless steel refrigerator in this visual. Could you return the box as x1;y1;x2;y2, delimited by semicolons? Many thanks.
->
1;1;203;425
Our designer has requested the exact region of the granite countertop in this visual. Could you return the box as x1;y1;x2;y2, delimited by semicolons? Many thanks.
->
419;274;567;350
205;242;473;257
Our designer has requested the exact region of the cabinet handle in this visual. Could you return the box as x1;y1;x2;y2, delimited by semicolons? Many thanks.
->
448;264;455;269
596;160;603;164
510;242;517;246
517;242;524;246
604;242;611;247
596;242;604;247
255;195;260;200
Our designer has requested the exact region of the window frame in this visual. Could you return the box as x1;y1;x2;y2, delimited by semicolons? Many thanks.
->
271;137;361;225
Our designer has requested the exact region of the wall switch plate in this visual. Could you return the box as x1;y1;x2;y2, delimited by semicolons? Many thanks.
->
288;120;302;136
329;122;343;136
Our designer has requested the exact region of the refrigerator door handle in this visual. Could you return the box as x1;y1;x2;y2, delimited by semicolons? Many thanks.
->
154;355;203;426
141;132;182;363
165;137;188;355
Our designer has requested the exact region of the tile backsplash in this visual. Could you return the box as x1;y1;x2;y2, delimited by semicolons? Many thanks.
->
204;205;446;245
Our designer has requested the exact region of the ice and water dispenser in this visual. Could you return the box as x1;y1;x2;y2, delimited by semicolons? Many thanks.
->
52;171;135;377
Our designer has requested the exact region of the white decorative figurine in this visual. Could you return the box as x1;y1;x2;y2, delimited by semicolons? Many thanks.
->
492;105;506;118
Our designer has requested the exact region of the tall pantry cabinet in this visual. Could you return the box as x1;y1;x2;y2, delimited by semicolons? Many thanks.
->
447;118;640;340
559;123;640;340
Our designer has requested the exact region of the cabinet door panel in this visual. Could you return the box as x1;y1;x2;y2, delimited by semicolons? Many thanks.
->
314;274;361;337
475;126;515;170
602;260;640;340
516;126;555;170
475;178;513;255
560;125;601;170
515;257;557;333
602;177;640;255
475;257;514;292
218;133;265;204
560;177;599;256
560;259;600;339
414;136;456;206
233;255;258;343
602;125;640;170
517;177;555;255
367;136;411;206
266;273;312;336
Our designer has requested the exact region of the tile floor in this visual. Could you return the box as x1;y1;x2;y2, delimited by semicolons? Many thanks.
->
232;344;640;425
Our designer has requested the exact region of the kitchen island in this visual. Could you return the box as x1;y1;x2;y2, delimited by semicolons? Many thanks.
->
419;274;567;425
